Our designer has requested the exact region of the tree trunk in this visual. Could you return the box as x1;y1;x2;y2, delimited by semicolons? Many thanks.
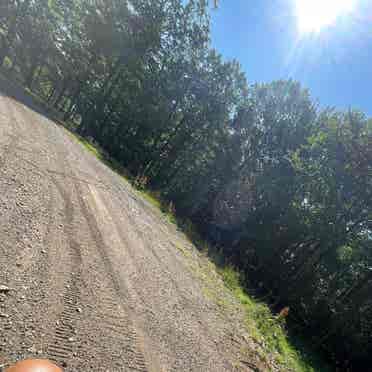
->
54;85;67;109
25;59;39;88
79;60;122;137
337;270;372;304
47;85;56;103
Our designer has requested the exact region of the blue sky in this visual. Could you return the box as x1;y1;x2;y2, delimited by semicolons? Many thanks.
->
211;0;372;116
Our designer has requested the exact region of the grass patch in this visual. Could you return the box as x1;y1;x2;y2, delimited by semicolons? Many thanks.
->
219;266;332;372
138;189;162;210
167;219;331;371
77;136;103;160
65;130;178;222
3;56;12;69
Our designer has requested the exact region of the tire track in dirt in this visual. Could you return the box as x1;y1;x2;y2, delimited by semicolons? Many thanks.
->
52;123;149;370
105;190;192;302
100;189;245;371
4;139;83;368
45;177;83;369
75;181;148;372
0;93;262;371
0;97;75;367
62;142;230;370
8;127;147;369
5;147;82;367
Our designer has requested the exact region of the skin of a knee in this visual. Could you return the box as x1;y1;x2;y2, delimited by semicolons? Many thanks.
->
5;359;63;372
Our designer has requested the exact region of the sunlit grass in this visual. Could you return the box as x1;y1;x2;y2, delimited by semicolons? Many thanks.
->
139;190;162;209
219;267;332;372
67;131;175;220
79;137;103;159
171;220;331;372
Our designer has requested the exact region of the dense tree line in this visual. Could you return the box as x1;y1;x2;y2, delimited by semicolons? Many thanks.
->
1;0;371;368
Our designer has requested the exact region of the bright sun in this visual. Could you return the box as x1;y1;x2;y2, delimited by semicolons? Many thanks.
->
295;0;355;34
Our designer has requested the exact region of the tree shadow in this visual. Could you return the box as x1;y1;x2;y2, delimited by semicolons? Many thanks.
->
0;71;63;125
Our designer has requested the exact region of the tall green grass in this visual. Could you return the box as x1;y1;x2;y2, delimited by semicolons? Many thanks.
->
219;266;332;372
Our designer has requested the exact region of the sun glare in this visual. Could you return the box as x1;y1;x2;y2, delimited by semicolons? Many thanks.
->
295;0;355;34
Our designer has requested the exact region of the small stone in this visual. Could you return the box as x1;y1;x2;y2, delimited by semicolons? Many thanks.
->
29;345;37;353
68;337;74;342
76;307;82;313
41;249;46;254
0;285;10;294
0;313;9;318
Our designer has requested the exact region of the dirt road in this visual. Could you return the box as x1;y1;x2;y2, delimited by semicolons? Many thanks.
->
0;87;263;371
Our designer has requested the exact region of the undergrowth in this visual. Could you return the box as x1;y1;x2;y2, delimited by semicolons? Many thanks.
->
67;131;168;212
48;120;332;372
179;220;331;371
70;132;332;372
219;267;332;372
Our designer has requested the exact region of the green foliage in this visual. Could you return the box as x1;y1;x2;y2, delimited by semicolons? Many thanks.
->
219;267;332;372
1;0;371;368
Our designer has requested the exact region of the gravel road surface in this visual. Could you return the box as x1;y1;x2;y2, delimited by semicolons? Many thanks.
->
0;85;266;371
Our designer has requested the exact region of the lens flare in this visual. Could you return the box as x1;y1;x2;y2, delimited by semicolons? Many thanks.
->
295;0;355;33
